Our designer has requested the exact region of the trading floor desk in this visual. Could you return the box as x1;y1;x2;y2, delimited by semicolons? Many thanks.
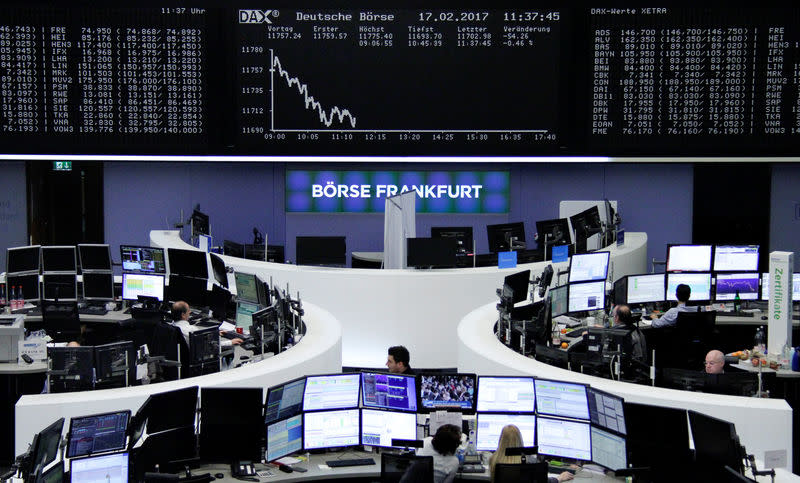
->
150;230;648;368
457;302;795;474
13;301;342;458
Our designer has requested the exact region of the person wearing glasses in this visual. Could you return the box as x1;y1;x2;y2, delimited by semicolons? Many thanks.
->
704;349;725;374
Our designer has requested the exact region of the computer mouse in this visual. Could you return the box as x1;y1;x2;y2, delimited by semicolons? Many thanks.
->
214;473;224;479
21;354;33;364
279;465;294;473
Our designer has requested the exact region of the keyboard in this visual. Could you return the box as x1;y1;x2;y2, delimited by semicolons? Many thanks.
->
326;458;375;468
79;306;108;316
460;464;484;473
725;311;754;318
548;464;577;475
12;307;41;316
563;328;587;339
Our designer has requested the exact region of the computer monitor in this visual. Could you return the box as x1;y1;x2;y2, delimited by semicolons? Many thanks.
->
406;237;458;268
94;341;133;386
549;285;568;318
188;326;220;365
570;206;603;239
590;426;627;471
431;226;474;253
666;244;712;272
360;409;417;448
6;245;41;273
265;377;307;425
6;273;40;302
714;273;760;301
303;409;360;450
266;245;285;263
535;218;571;248
223;240;244;258
200;387;263;462
244;243;265;261
167;275;206;307
235;301;260;330
29;418;64;476
77;244;112;272
476;376;535;413
121;273;164;302
418;373;477;413
688;410;745;474
666;273;711;301
191;209;209;237
295;236;347;266
266;414;303;461
475;413;536;452
166;248;208;279
37;460;63;483
713;245;759;272
82;272;114;301
67;410;130;458
361;371;417;412
69;452;129;483
303;373;360;411
234;272;259;303
568;252;610;283
119;245;166;274
626;273;666;305
41;246;77;273
534;379;589;420
624;402;692;471
486;222;526;253
760;272;800;301
586;387;626;435
567;281;606;313
208;253;228;289
537;417;591;461
47;346;94;393
130;386;199;443
42;274;77;301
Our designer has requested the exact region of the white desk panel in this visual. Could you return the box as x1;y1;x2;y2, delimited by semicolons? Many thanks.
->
457;302;794;471
151;230;647;369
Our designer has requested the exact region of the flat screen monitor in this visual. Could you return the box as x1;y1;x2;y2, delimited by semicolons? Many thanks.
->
67;410;130;458
223;240;244;258
666;244;712;272
586;387;626;435
189;326;220;365
475;413;536;452
209;253;228;289
713;245;759;272
266;245;285;263
167;275;206;307
121;273;164;302
535;218;571;248
266;414;303;462
41;246;77;273
476;376;535;413
688;410;743;474
536;417;592;461
590;426;627;471
119;245;166;274
77;244;112;272
570;206;603;239
30;418;64;475
760;273;800;301
94;341;132;384
265;377;307;425
131;386;198;442
6;273;40;302
360;409;417;448
303;373;361;411
38;460;64;483
69;452;129;483
82;272;114;301
166;248;208;279
431;226;473;253
200;387;263;462
406;237;458;268
191;209;209;237
6;245;41;273
567;281;606;313
42;274;77;301
303;409;360;450
295;236;347;266
549;285;569;318
503;270;531;305
666;273;711;301
234;272;259;303
626;273;665;305
244;244;265;261
714;273;760;301
47;346;94;392
568;252;610;283
418;373;477;413
235;301;260;330
534;379;589;420
624;402;691;471
486;222;526;253
361;372;417;412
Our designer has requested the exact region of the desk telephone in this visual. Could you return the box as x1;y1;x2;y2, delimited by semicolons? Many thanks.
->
231;460;256;477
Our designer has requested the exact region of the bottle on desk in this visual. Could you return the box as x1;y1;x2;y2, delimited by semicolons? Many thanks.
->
754;326;766;354
10;286;19;310
733;290;741;312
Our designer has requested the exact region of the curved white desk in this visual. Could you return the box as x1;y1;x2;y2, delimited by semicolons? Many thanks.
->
14;301;342;456
151;230;647;368
457;302;794;470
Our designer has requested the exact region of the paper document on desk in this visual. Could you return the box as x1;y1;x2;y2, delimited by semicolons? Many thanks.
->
219;321;236;332
429;411;462;435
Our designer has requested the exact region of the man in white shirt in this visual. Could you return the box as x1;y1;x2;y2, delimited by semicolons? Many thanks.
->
650;284;698;328
170;301;243;347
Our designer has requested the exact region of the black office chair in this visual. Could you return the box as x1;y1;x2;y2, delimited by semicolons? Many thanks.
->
380;453;434;483
675;310;717;369
41;300;82;343
493;462;549;482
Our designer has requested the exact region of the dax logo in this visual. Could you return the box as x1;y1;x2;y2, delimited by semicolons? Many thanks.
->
239;9;278;24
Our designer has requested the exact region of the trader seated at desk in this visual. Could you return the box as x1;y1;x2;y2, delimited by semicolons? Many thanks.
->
386;345;414;375
170;301;244;347
613;304;647;366
704;349;725;375
649;283;699;328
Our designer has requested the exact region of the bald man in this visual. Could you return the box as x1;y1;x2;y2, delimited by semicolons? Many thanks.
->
704;350;725;374
170;301;243;346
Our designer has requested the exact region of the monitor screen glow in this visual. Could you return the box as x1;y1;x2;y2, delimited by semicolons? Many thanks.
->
234;272;259;303
476;413;536;452
666;273;711;301
626;274;665;305
302;374;360;411
591;426;627;471
568;252;610;283
587;388;626;435
303;409;360;450
235;301;260;330
666;245;712;272
121;273;165;302
265;378;306;425
567;281;606;313
714;273;760;301
266;415;303;462
419;373;476;412
69;452;129;483
361;372;417;412
761;273;800;301
549;285;569;318
534;379;589;420
120;245;166;274
537;417;591;461
360;409;417;448
476;376;535;413
713;245;759;272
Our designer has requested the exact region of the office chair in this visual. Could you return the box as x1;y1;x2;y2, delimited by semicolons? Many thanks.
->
41;300;81;343
493;462;549;482
675;310;717;369
380;453;434;483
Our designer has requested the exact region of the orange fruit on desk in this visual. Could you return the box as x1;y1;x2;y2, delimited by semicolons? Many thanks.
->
561;342;569;349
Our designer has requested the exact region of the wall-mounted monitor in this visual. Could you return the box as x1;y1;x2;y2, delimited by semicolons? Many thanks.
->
418;373;477;413
537;417;591;461
361;371;417;412
121;273;164;302
666;244;712;272
486;222;526;253
77;244;112;272
714;273;760;301
568;252;610;283
82;272;114;301
41;246;77;273
6;245;41;274
303;409;360;450
666;273;711;302
534;379;589;420
567;281;605;313
476;376;535;413
713;245;759;272
360;409;417;448
296;236;347;267
119;245;166;274
166;248;209;279
476;413;536;452
303;373;360;411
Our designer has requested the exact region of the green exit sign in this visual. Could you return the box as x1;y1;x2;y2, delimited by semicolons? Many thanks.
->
52;161;72;171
